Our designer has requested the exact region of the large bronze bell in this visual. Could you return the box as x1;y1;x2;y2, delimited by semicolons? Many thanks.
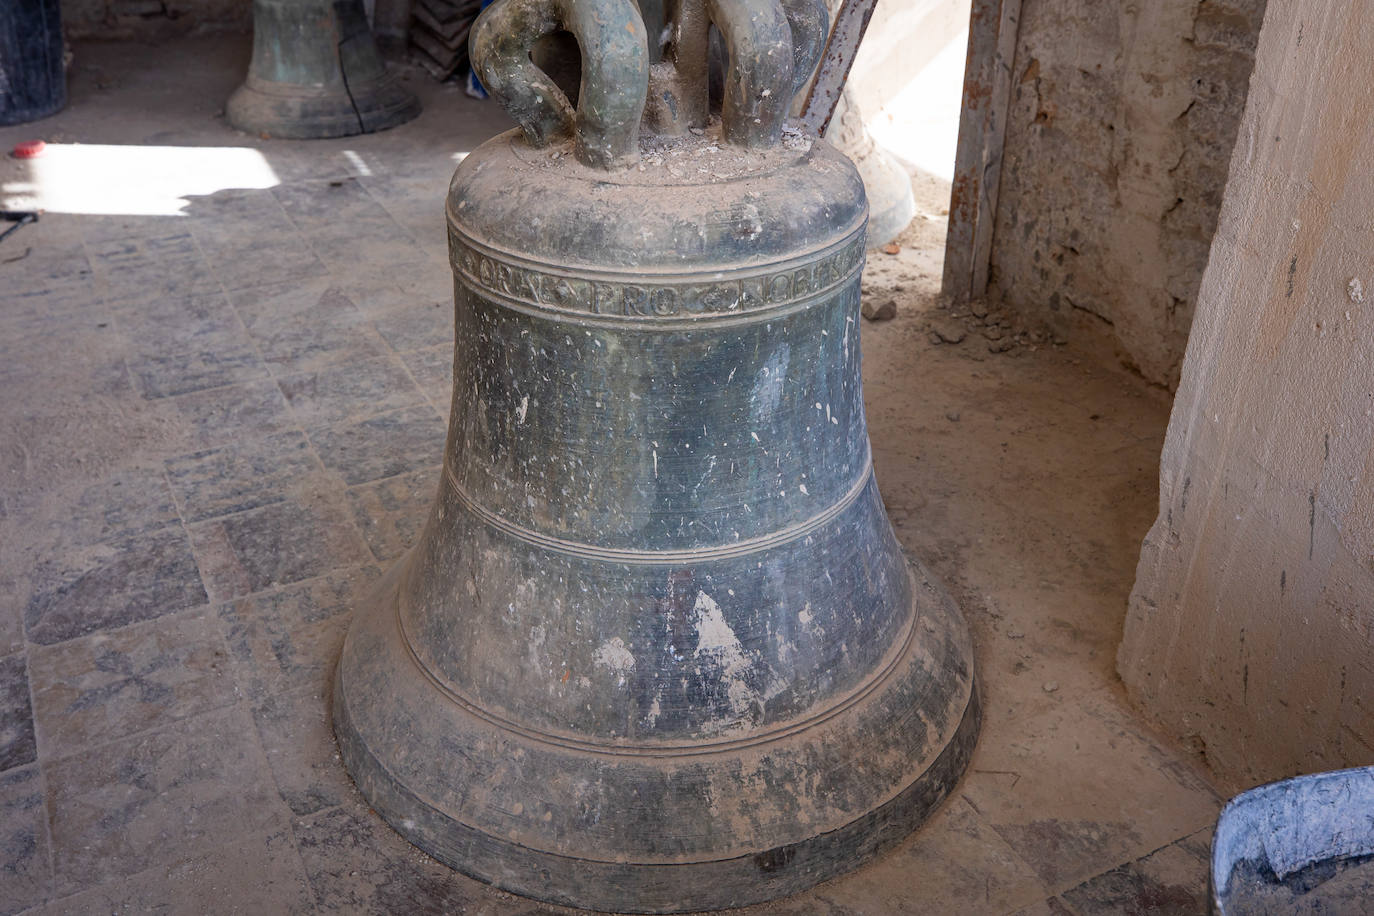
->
226;0;420;139
333;0;979;910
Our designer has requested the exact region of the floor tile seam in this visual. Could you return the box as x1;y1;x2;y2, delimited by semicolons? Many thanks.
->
162;421;319;461
222;609;354;686
20;535;364;653
298;398;446;448
219;563;379;615
268;180;347;279
136;376;284;417
163;438;335;526
223;277;398;360
288;800;358;909
346;462;443;492
963;797;1170;906
37;771;302;909
298;221;430;252
72;230;111;293
246;677;346;835
26;508;205;589
176;476;239;607
186;513;371;605
275;809;329;914
1075;692;1229;802
258;385;411;550
986;850;1064;913
172;488;309;528
999;897;1082;916
35;698;267;795
951;791;1059;912
68;286;142;397
228;681;315;862
159;460;198;533
28;647;246;767
353;174;428;251
15;600;57;901
169;222;283;411
1041;821;1217;901
386;330;450;423
32;703;294;901
270;351;433;438
186;230;345;500
346;488;397;569
24;601;221;664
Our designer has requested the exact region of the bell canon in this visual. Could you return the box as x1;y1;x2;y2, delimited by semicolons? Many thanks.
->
333;0;979;910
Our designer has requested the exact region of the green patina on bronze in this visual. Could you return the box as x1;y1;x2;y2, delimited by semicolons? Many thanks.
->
334;1;980;910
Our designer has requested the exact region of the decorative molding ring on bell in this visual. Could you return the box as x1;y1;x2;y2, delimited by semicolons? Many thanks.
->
444;450;874;565
448;218;867;325
391;551;926;759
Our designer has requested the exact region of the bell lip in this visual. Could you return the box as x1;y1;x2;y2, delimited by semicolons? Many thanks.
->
333;556;981;911
225;75;421;139
334;650;980;913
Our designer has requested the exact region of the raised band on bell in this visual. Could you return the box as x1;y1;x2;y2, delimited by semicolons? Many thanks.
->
332;0;980;910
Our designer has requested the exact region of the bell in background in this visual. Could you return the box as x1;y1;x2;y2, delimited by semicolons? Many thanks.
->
333;0;980;911
227;0;420;139
822;87;918;249
0;0;65;126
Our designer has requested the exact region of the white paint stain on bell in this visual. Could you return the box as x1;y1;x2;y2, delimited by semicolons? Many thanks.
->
692;591;760;730
594;637;636;687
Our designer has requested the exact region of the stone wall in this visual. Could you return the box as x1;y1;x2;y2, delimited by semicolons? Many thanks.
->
988;0;1266;387
61;0;415;45
63;0;251;39
1120;0;1374;788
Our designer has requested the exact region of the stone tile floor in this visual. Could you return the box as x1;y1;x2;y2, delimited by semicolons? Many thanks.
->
0;35;1224;916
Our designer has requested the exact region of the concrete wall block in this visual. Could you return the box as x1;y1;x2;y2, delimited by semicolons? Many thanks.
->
1121;0;1374;788
987;0;1267;388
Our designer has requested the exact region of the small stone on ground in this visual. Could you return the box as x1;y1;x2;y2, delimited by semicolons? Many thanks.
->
862;299;898;321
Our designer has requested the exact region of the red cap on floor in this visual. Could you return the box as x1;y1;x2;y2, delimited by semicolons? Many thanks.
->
11;140;46;159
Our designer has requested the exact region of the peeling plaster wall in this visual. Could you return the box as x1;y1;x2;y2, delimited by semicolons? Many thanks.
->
1120;0;1374;788
989;0;1266;388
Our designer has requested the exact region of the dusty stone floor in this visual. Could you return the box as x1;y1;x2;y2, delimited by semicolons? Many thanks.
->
0;35;1223;916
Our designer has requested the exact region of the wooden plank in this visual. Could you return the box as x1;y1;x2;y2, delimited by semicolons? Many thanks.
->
800;0;880;136
941;0;1022;302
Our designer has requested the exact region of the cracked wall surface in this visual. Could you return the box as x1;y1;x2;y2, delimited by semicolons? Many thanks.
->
1120;0;1374;789
989;0;1266;388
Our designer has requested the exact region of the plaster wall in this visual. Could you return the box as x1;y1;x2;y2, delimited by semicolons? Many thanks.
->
988;0;1265;387
1120;0;1374;788
847;0;972;116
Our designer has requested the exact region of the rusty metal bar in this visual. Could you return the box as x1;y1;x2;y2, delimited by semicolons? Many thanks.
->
799;0;879;136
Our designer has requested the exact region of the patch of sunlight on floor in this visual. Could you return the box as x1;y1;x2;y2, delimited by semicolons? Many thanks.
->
868;29;969;182
1;144;280;216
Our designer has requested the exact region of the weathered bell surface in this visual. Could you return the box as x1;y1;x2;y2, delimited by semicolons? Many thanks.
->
333;0;979;910
226;0;420;139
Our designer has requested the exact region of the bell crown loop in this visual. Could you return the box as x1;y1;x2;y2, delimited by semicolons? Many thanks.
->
470;0;828;170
